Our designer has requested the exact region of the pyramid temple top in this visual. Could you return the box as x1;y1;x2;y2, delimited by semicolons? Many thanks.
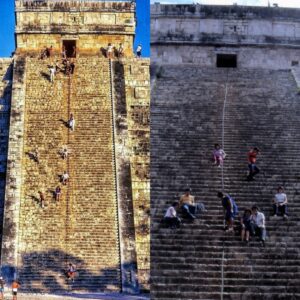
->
15;0;135;12
15;0;136;54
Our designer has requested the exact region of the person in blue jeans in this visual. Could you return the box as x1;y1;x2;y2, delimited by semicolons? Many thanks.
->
247;147;260;181
218;192;238;232
179;188;196;219
240;209;252;244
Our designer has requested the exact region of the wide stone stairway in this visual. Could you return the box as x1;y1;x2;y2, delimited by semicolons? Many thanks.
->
18;57;120;292
151;65;300;299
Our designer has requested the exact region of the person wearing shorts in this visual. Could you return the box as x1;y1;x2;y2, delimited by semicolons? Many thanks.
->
12;280;20;300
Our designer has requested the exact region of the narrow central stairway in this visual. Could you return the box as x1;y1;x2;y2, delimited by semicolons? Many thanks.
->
151;65;300;300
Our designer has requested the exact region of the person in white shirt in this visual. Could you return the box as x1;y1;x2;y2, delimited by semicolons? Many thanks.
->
68;113;75;131
136;44;142;58
250;206;266;247
107;43;114;59
273;186;288;218
61;171;69;185
164;202;181;228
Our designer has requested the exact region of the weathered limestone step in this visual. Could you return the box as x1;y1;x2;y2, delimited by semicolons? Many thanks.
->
16;57;120;292
151;65;300;298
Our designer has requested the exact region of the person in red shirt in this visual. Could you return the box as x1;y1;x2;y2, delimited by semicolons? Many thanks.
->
247;147;260;181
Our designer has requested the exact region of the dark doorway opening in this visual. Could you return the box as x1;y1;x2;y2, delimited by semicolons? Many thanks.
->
63;40;76;58
216;54;237;68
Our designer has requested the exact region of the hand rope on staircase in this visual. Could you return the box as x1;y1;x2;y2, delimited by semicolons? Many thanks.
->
65;73;72;266
220;70;230;300
108;59;124;292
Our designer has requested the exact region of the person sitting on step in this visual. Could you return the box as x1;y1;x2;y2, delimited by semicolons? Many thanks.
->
240;209;252;244
273;186;288;219
218;192;238;232
246;147;260;181
212;143;226;168
250;206;266;247
29;148;39;163
163;202;181;229
179;188;197;219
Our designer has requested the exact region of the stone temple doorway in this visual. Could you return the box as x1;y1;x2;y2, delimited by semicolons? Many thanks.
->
216;54;237;68
63;40;76;58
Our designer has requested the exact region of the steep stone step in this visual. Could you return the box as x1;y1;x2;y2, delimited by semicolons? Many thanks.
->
151;66;300;299
16;57;121;292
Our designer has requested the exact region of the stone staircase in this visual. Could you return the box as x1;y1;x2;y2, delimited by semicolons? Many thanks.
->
18;57;120;293
151;65;300;299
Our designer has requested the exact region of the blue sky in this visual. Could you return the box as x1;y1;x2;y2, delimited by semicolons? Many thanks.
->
0;0;150;57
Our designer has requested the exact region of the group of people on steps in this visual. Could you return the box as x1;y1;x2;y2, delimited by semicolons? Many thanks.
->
0;263;76;298
42;42;143;83
163;144;289;247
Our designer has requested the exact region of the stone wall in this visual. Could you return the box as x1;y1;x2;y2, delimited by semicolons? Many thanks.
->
15;0;135;55
111;58;150;292
151;45;300;69
17;34;134;57
292;67;300;90
151;4;300;69
0;55;150;293
1;1;150;294
0;59;13;262
1;57;26;282
122;59;150;291
151;4;300;45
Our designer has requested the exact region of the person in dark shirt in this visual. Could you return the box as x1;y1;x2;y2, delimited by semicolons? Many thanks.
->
240;209;252;244
218;192;238;232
